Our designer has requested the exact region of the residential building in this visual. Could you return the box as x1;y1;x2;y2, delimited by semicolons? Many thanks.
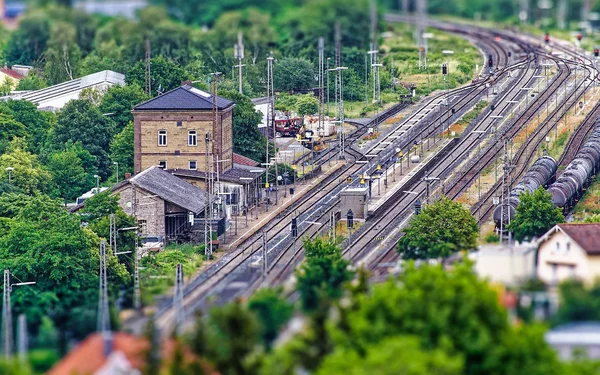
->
74;0;147;18
537;223;600;285
0;64;24;89
132;84;235;174
9;70;124;110
113;166;209;241
47;332;200;375
546;322;600;360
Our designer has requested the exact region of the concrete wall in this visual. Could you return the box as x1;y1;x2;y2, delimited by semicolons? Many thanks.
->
471;244;536;285
340;187;368;220
134;108;233;174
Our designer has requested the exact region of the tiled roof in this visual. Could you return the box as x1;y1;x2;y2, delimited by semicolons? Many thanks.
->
557;223;600;255
133;84;234;111
0;67;24;80
47;332;200;375
233;152;260;167
130;166;208;214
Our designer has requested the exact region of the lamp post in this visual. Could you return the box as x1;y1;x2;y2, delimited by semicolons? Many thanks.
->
5;167;13;184
2;270;35;359
250;169;264;219
113;162;119;183
240;177;253;227
93;174;100;193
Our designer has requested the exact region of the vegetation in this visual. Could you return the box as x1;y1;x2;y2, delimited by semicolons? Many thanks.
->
397;196;478;259
554;279;600;325
508;187;564;242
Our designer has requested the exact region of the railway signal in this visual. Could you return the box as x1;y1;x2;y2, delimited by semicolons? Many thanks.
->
544;33;550;44
346;209;354;230
594;47;599;57
577;33;582;42
346;176;352;184
414;199;422;215
442;63;447;75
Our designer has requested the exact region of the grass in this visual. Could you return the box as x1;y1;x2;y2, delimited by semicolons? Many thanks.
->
572;176;600;221
139;243;204;305
448;99;489;136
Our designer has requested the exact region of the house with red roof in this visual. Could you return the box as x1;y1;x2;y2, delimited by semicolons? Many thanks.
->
0;64;24;91
536;223;600;286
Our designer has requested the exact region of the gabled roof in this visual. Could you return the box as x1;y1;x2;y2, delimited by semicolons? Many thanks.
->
133;84;234;111
233;152;260;167
539;223;600;255
169;167;265;185
129;166;208;214
0;67;24;80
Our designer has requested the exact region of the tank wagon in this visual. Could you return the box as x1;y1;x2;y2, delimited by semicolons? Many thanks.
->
493;155;558;227
548;121;600;209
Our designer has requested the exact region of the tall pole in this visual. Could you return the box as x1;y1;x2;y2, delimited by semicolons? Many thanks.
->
318;37;325;137
2;270;12;359
97;242;110;334
17;314;26;365
267;56;278;206
145;39;151;96
262;230;268;279
234;32;245;95
174;263;185;335
133;238;141;314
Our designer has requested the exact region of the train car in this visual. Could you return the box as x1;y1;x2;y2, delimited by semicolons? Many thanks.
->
494;155;558;228
547;120;600;210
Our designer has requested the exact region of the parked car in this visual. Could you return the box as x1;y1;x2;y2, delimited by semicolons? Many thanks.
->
140;235;164;254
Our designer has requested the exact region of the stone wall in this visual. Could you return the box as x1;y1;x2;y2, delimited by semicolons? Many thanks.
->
115;185;166;237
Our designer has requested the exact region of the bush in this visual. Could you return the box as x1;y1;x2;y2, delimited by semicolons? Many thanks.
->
485;233;499;243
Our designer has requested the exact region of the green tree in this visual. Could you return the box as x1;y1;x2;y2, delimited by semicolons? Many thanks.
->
0;139;53;194
43;21;81;84
142;315;161;375
191;300;262;375
397;196;478;259
248;288;294;350
54;99;115;179
16;71;47;91
295;94;319;116
46;143;95;200
554;279;600;325
100;84;149;132
508;187;564;242
219;89;267;162
273;57;316;92
4;12;51;65
296;237;353;312
0;99;54;154
0;195;129;345
0;77;15;96
127;56;190;95
316;336;464;375
0;113;27;152
110;122;134;176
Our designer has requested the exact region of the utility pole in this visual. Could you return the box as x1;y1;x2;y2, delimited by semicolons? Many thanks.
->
109;214;117;256
262;231;268;279
145;39;151;96
499;140;514;244
2;270;11;359
133;239;141;315
267;56;279;206
234;32;245;95
97;242;110;334
330;66;348;160
173;263;185;335
17;314;26;365
334;22;341;113
318;37;325;137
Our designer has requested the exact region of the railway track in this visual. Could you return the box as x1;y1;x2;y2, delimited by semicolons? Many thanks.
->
147;20;530;334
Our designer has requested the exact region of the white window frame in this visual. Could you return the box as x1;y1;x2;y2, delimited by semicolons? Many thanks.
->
189;160;197;170
158;160;167;169
158;130;167;146
188;130;197;146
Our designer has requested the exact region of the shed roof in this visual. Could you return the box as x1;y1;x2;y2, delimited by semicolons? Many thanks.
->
130;166;208;214
133;84;234;111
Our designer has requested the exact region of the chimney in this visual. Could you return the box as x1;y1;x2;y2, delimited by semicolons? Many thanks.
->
124;173;132;179
103;331;113;357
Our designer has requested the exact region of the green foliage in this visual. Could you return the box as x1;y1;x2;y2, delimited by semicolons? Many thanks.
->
508;187;564;242
46;142;96;200
28;348;60;374
0;359;33;375
0;194;129;344
219;89;267;163
0;113;27;152
0;77;15;96
100;84;149;132
127;56;190;95
295;94;319;116
110;122;135;177
4;11;51;65
191;300;262;375
54;99;115;179
273;57;315;92
554;279;600;325
316;336;464;375
0;139;53;194
142;315;162;375
248;288;294;350
0;99;54;154
397;196;478;259
296;237;353;312
485;233;500;243
44;21;81;84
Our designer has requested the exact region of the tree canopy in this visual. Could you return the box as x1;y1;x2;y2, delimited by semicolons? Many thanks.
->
508;187;565;242
397;196;478;259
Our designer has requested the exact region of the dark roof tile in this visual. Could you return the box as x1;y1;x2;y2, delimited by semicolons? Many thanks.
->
133;85;234;111
557;223;600;255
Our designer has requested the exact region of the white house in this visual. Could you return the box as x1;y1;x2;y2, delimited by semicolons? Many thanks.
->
536;223;600;286
469;243;537;286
